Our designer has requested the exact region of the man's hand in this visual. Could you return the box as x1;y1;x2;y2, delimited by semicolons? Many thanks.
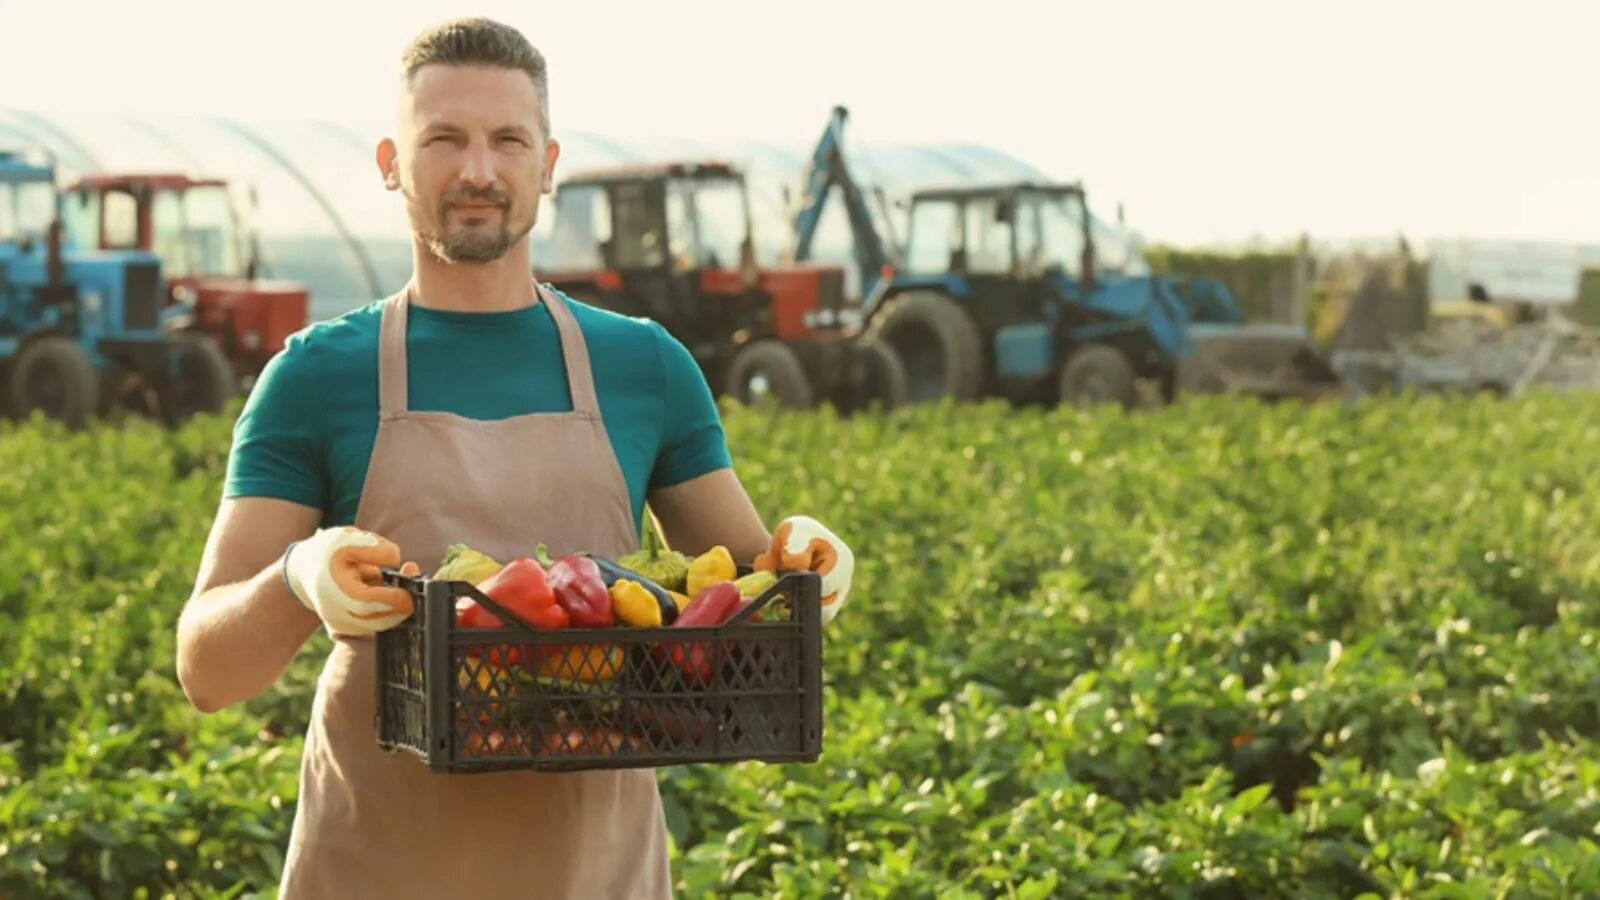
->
283;527;420;639
755;516;855;624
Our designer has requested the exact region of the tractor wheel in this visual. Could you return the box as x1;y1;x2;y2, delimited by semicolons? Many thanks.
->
863;290;983;403
724;340;814;409
9;336;100;427
837;338;908;413
1058;343;1137;409
160;332;237;425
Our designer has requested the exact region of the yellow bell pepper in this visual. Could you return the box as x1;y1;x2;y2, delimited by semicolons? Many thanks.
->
611;579;663;627
458;662;516;716
536;643;623;684
686;545;736;596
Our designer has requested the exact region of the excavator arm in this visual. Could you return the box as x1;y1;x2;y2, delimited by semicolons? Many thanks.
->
792;106;895;300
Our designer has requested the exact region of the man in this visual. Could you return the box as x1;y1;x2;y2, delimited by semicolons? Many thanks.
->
174;17;853;899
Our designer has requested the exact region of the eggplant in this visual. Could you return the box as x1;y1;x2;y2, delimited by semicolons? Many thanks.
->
580;554;679;625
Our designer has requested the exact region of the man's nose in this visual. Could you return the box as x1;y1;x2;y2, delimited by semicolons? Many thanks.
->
459;141;497;190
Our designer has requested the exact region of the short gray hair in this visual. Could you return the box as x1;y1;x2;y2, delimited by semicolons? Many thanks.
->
401;17;551;137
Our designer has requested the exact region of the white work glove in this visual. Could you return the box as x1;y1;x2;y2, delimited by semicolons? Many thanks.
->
283;526;420;638
753;515;855;624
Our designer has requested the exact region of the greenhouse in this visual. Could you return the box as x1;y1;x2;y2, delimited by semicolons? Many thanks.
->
0;105;1143;321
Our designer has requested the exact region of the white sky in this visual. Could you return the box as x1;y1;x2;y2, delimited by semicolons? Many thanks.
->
3;0;1597;248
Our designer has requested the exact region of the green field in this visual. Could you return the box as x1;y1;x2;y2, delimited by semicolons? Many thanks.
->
3;392;1599;898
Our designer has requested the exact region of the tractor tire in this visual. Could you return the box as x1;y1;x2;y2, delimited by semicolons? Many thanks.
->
723;339;814;409
160;331;237;425
863;290;983;403
837;339;909;413
1058;343;1137;409
9;336;99;427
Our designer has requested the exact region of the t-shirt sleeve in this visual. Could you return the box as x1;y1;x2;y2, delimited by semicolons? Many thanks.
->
650;322;733;490
222;339;326;510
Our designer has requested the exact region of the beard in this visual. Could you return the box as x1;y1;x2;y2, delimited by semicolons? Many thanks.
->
411;184;535;264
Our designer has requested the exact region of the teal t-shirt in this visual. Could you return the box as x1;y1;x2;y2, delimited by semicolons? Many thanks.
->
222;288;733;530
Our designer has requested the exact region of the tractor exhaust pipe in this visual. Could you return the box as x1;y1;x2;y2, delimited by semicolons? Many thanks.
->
46;218;65;287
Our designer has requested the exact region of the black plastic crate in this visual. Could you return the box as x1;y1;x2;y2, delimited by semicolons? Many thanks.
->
374;565;825;773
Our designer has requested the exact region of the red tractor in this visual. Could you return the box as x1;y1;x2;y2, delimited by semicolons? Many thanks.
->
62;173;309;398
534;160;906;412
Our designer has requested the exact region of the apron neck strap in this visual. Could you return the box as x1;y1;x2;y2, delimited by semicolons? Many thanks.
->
378;285;412;417
376;280;601;417
535;281;602;416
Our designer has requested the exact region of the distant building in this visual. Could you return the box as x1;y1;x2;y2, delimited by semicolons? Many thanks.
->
1425;237;1600;308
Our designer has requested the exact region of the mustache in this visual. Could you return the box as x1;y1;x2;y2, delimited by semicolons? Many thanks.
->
441;186;509;207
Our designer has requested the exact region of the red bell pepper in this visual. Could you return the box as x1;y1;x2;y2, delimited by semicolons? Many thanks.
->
663;580;742;684
675;580;744;627
535;543;615;628
456;557;568;666
476;557;569;629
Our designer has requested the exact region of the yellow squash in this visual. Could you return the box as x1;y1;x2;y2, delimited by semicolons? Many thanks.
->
686;545;736;596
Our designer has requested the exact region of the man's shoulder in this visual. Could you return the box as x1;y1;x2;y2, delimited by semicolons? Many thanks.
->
554;288;694;374
556;288;667;345
551;286;710;402
273;300;385;375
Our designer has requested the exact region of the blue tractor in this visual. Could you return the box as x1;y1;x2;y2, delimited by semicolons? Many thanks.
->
0;149;235;426
792;107;1343;407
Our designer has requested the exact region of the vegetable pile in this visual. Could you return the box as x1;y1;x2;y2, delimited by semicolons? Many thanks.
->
3;391;1600;898
438;535;778;636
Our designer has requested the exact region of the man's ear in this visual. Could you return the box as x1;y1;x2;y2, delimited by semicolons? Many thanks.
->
541;137;561;194
376;138;401;192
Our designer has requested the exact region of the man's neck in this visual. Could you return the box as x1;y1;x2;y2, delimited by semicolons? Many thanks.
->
409;240;538;313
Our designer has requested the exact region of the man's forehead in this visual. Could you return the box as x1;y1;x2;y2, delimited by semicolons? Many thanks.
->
400;64;542;129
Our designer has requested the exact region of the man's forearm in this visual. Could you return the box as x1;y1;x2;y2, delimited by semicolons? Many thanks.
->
176;562;320;713
649;469;772;565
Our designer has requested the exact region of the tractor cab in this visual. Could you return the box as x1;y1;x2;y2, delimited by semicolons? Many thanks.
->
902;182;1159;290
903;183;1100;283
537;160;904;411
549;162;755;274
541;161;770;342
0;158;58;250
62;173;309;389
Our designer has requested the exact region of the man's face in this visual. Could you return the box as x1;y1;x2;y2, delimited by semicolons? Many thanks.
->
380;64;560;264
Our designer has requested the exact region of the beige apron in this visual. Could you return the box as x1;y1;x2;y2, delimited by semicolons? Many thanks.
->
278;281;673;899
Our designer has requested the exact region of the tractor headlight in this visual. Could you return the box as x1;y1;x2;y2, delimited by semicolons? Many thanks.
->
241;331;262;351
82;291;103;317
